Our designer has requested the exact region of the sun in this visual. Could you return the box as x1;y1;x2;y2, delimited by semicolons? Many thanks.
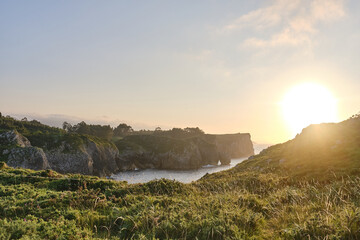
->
282;82;338;137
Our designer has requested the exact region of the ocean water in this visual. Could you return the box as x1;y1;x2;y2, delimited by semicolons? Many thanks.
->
111;144;270;184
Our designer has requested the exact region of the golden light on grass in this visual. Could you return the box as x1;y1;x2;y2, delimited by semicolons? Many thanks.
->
282;82;338;136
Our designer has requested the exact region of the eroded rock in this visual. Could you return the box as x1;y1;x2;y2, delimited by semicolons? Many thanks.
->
0;130;31;147
1;131;49;170
7;146;50;170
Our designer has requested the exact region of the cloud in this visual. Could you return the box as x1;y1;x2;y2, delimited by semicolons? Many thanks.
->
243;27;312;48
224;0;300;31
311;0;345;21
226;0;346;48
182;49;235;80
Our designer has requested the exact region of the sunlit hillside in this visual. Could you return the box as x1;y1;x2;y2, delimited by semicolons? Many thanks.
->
1;1;360;239
1;114;360;239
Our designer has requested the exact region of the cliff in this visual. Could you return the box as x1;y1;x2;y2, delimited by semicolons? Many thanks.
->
115;133;254;171
201;133;254;164
0;130;119;177
44;137;120;177
0;115;254;174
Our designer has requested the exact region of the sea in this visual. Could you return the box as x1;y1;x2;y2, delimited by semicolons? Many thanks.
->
110;143;270;184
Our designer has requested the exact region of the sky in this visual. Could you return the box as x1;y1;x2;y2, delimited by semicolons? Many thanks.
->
1;0;359;143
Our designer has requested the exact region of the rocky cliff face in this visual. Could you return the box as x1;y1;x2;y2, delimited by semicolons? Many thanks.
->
202;133;254;164
45;140;120;177
0;130;120;177
0;130;254;175
115;135;207;171
115;133;254;171
0;131;50;170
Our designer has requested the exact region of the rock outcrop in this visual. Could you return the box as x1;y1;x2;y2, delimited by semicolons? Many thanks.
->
7;146;49;171
0;130;120;177
0;131;49;170
0;130;31;148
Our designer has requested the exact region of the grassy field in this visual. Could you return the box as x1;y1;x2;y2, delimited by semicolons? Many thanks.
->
0;116;360;239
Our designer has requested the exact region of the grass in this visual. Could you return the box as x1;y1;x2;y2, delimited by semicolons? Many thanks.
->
0;116;360;239
1;162;360;239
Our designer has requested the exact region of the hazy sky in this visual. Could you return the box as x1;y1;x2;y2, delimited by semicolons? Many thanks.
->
1;0;359;143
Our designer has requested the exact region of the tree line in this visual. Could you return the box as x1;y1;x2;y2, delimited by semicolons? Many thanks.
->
0;112;205;141
62;121;205;140
62;121;134;140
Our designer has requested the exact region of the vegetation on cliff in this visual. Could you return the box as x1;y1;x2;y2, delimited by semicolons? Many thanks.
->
1;114;254;173
115;135;194;155
0;115;360;239
0;115;113;152
0;115;217;155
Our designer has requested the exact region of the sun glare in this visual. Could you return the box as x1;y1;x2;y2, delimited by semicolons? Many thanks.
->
282;82;338;137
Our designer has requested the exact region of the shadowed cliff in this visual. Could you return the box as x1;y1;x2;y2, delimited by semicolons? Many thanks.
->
0;115;254;175
114;133;254;171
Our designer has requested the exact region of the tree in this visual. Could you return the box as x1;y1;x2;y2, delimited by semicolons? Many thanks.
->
30;119;41;124
92;125;113;140
114;123;133;136
72;121;88;134
184;127;204;135
66;121;113;140
155;127;162;131
62;122;73;132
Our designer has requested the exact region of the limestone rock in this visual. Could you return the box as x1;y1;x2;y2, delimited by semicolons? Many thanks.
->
0;131;49;171
7;146;50;170
0;130;120;177
45;140;120;177
0;130;31;147
45;144;93;175
219;151;231;165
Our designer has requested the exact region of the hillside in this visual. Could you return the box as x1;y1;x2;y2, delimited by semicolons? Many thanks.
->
1;116;360;239
229;114;360;179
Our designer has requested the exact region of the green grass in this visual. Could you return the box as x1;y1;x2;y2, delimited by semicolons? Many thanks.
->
1;161;360;239
1;116;360;239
